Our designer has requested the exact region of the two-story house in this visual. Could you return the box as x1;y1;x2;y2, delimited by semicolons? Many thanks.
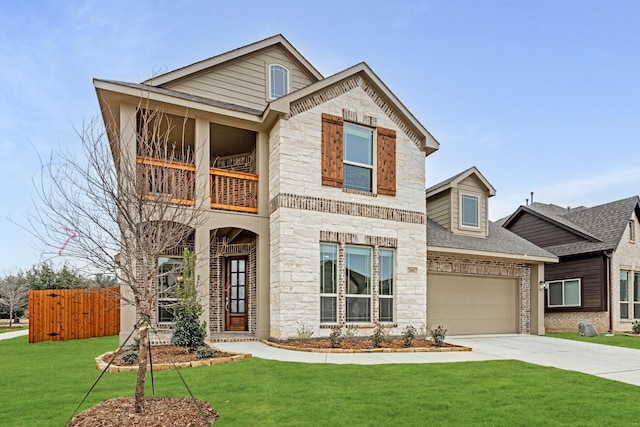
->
95;35;439;343
426;167;557;335
501;196;640;332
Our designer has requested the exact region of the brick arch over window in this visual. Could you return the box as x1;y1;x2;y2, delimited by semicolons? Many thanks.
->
321;113;396;195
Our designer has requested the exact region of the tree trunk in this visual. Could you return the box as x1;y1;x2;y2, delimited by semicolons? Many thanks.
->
134;323;149;413
8;302;13;328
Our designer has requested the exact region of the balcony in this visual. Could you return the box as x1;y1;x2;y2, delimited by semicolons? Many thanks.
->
210;168;258;213
137;156;195;206
136;157;258;213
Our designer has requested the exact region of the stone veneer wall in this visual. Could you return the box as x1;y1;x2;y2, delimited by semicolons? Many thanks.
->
544;311;609;332
427;254;532;334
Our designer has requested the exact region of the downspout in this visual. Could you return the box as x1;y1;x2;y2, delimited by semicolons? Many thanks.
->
605;251;613;333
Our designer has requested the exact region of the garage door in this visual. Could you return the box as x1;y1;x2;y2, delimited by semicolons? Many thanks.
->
427;274;519;335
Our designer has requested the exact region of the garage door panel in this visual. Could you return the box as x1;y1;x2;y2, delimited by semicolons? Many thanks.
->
427;274;519;335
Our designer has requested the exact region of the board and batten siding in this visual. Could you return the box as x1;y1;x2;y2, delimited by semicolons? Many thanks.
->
164;46;316;112
545;254;607;312
452;175;488;237
427;190;451;230
507;214;585;248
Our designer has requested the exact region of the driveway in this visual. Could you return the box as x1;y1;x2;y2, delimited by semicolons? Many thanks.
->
447;334;640;387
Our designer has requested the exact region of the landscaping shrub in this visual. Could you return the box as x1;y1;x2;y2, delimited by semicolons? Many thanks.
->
329;326;343;348
196;347;215;359
171;249;206;352
430;325;447;346
633;321;640;334
402;325;417;347
120;351;139;364
371;323;385;348
296;322;314;341
344;325;359;343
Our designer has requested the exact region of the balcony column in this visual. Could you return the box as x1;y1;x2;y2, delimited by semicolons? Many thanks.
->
194;118;212;340
118;103;138;345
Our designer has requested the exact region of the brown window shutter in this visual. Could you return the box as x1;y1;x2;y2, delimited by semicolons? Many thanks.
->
377;127;396;196
321;113;344;188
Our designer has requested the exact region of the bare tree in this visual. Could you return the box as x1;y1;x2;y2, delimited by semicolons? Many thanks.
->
31;100;208;413
0;275;29;327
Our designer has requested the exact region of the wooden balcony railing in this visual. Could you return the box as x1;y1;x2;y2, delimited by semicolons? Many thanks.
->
210;168;258;213
136;156;195;206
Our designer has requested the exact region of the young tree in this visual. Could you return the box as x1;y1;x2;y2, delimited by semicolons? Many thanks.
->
31;101;208;413
171;248;206;351
0;275;29;327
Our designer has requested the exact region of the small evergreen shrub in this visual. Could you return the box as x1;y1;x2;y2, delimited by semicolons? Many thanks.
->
171;249;206;352
344;325;359;343
196;347;215;359
371;322;385;348
296;322;314;341
402;324;417;347
329;326;343;348
430;325;447;346
120;351;139;364
633;321;640;334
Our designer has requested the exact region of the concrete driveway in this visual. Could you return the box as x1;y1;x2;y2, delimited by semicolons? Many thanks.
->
447;334;640;387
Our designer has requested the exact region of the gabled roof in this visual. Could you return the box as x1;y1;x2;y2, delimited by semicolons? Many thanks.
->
426;166;496;198
502;196;640;257
269;62;439;155
143;34;323;87
427;219;557;262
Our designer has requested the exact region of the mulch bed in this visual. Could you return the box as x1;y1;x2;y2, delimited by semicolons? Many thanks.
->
68;397;217;426
104;345;233;366
273;337;455;350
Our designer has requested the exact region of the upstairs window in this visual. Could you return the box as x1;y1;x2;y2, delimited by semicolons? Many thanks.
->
343;124;373;192
461;194;479;228
269;64;289;99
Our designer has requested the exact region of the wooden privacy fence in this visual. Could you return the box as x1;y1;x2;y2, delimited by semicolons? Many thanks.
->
28;288;120;343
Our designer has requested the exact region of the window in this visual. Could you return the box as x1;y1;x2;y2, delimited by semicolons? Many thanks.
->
378;249;394;322
320;244;338;323
346;246;372;323
269;64;289;99
157;257;182;322
630;220;636;242
461;194;479;228
547;279;581;308
343;124;374;192
634;272;640;319
321;113;396;196
621;271;629;319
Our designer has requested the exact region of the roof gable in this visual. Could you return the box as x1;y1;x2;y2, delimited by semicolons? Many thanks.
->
144;34;322;87
426;166;496;198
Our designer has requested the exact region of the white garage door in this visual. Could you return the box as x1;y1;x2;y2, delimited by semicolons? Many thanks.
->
427;274;519;335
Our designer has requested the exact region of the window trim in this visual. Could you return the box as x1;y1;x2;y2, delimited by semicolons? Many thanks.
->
157;256;183;323
460;193;480;229
268;64;289;100
320;243;338;324
345;245;372;323
378;248;394;323
343;122;376;193
547;278;582;308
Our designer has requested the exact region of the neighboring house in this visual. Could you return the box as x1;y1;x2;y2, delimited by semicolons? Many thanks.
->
426;167;557;335
500;196;640;332
95;34;440;343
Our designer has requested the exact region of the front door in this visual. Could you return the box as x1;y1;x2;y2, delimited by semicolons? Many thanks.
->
225;257;248;331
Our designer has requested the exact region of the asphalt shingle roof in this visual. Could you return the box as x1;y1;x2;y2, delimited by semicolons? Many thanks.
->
427;219;556;259
516;196;640;257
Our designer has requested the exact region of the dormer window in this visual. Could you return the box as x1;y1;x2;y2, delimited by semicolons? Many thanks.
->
269;64;289;99
461;194;479;228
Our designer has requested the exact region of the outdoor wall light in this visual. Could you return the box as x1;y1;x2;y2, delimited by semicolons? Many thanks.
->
539;281;549;290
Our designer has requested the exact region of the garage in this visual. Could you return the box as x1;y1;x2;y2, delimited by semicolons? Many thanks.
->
427;273;520;335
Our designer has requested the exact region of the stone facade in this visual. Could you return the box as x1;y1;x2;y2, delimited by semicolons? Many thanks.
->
427;254;532;334
544;311;608;332
610;211;640;332
269;86;427;339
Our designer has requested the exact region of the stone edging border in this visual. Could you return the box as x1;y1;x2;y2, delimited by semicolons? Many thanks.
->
262;339;472;353
95;350;252;373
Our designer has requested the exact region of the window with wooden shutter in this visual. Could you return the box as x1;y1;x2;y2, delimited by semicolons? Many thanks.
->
376;127;396;196
321;113;344;188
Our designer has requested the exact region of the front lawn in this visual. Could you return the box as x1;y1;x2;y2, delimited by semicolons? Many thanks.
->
0;325;28;333
547;332;640;350
3;336;640;426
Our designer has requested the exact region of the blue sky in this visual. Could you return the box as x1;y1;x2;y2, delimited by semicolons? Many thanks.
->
1;1;639;272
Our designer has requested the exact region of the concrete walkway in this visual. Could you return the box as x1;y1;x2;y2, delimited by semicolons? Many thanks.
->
0;329;28;340
214;334;640;387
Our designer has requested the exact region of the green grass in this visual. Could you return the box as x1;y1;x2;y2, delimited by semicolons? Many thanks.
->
2;336;640;426
547;331;640;350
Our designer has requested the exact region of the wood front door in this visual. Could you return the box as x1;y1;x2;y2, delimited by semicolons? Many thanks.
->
225;257;248;331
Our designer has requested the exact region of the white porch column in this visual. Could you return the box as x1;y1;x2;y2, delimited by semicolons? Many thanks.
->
194;118;211;340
